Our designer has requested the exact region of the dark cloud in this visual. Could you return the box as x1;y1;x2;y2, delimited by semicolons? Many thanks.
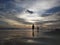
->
26;10;34;14
0;0;12;3
0;3;24;14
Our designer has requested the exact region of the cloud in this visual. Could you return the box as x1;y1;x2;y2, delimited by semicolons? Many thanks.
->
41;6;60;17
37;12;60;27
0;0;60;25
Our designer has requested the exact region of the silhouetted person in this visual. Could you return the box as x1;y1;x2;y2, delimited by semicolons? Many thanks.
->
37;26;39;33
32;24;34;30
36;26;39;37
32;24;34;37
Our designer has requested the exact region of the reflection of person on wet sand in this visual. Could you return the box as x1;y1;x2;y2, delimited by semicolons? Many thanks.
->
32;24;34;37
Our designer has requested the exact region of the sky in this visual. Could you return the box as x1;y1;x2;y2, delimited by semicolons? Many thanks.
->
0;0;60;28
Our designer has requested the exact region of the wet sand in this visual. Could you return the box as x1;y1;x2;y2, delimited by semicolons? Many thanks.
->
0;29;60;45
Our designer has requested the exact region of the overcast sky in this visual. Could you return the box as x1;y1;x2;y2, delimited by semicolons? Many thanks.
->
0;0;60;27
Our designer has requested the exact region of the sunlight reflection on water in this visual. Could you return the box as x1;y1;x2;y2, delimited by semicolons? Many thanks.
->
26;40;36;43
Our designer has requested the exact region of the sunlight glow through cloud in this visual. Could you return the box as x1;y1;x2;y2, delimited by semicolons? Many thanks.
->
0;0;60;26
16;0;60;24
17;13;44;23
3;19;22;25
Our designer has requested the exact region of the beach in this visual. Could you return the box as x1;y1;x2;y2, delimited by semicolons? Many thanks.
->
0;29;60;45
